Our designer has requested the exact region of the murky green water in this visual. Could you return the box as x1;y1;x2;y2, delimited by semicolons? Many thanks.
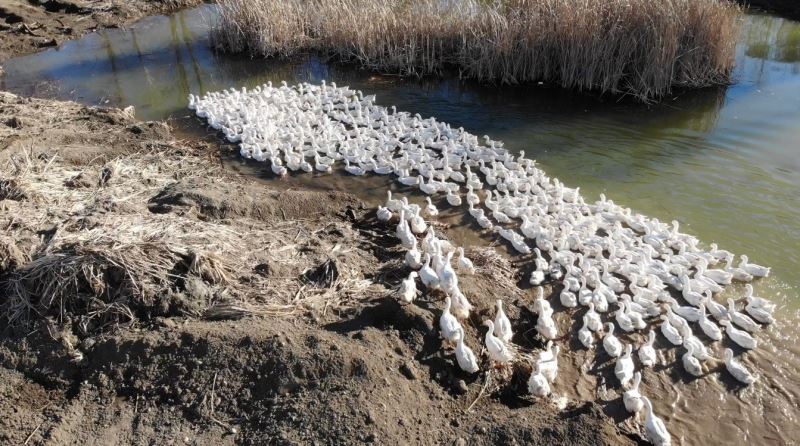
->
2;6;799;445
2;6;797;304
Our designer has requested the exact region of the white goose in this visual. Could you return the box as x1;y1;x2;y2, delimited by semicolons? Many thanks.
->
727;298;760;333
744;284;776;314
603;323;623;358
494;299;514;343
457;247;475;275
419;253;440;290
424;196;439;217
455;328;480;374
638;330;657;368
614;344;635;386
536;310;559;340
643;397;672;446
538;344;560;383
682;343;703;377
578;315;594;349
698;304;723;341
723;348;756;385
659;316;683;346
397;272;418;303
585;302;602;332
532;286;553;316
440;297;463;346
377;205;392;222
405;238;422;269
527;361;551;397
744;287;775;324
720;319;757;350
484;320;514;364
623;371;644;414
450;289;473;320
738;255;770;277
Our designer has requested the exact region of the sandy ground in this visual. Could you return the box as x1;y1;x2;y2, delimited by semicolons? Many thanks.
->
0;0;203;62
0;90;637;445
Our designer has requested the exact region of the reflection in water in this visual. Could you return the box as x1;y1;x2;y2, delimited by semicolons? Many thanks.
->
1;5;799;446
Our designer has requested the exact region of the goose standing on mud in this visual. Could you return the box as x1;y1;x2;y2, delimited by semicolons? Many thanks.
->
484;320;515;365
440;297;463;347
455;328;480;374
398;272;418;303
494;299;514;343
623;372;644;415
603;323;623;358
615;344;635;386
638;330;657;368
457;247;475;275
528;361;551;397
643;397;671;446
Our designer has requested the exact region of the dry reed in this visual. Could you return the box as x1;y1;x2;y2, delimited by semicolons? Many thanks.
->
212;0;741;100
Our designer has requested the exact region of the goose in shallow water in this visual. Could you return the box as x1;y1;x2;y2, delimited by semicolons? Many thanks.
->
723;348;756;385
727;298;760;333
720;319;758;350
738;255;770;277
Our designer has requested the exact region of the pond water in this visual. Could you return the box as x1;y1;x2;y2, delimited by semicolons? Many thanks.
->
1;5;799;445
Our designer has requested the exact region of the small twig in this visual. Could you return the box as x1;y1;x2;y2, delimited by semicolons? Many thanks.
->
465;369;492;413
23;420;44;445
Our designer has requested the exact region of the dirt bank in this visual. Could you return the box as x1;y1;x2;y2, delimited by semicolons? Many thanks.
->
0;0;204;62
0;93;636;444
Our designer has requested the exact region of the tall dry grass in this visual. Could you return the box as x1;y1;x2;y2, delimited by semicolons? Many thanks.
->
212;0;741;100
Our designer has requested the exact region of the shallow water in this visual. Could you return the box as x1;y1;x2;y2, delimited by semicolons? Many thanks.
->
2;5;799;445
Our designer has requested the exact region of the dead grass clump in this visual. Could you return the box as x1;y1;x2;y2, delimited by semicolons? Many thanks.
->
0;178;27;201
0;235;28;277
3;241;179;330
0;146;388;332
213;0;741;100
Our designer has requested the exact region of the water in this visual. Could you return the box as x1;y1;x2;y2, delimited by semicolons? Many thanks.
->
1;5;799;445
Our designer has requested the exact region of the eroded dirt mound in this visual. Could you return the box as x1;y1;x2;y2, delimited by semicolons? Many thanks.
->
1;312;633;445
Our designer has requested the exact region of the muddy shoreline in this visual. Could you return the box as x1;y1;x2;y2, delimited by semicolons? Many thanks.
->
0;16;634;442
0;0;204;63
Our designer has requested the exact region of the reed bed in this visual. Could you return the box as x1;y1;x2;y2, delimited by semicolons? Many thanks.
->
213;0;742;100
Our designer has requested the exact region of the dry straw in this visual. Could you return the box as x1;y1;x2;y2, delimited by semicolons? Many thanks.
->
0;147;386;332
212;0;741;101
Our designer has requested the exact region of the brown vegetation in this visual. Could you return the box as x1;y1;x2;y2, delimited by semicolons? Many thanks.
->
213;0;742;101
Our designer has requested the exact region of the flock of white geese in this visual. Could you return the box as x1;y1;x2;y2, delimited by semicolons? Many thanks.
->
190;81;776;446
